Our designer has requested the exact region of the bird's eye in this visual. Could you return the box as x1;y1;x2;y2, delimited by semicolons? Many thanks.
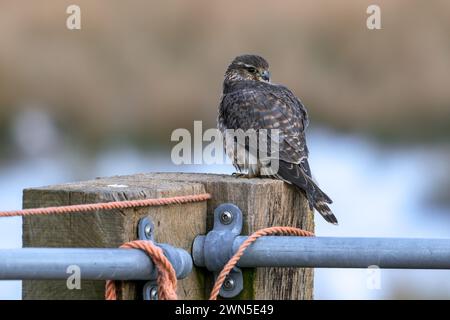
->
247;67;257;73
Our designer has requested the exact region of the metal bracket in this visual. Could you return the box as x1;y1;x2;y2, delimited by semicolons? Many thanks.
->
139;216;194;300
193;203;244;298
139;217;157;300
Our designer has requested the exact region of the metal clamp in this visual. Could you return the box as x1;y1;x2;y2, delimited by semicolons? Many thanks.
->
193;203;244;298
139;217;157;300
139;216;193;300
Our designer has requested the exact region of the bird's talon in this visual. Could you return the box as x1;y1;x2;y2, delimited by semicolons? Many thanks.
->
232;172;247;178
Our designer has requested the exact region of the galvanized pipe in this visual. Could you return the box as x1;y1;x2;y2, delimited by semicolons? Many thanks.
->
0;246;193;280
233;236;450;269
193;236;450;270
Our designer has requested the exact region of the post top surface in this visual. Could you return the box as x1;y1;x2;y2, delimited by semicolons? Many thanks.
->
24;172;285;193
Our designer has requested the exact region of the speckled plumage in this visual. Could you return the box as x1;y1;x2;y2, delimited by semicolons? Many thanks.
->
218;54;338;225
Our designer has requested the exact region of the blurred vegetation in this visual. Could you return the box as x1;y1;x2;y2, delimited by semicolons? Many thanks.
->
0;0;450;156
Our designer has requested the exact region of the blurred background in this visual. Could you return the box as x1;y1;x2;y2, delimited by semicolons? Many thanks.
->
0;0;449;299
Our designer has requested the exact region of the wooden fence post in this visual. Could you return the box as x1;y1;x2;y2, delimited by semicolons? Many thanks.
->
22;172;314;300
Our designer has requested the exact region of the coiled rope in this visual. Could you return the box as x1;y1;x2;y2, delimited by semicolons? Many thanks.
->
105;240;178;300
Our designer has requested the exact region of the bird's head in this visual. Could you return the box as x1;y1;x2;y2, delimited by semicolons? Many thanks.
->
224;54;270;83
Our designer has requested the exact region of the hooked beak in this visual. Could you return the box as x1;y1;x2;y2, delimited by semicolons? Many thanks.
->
261;70;270;82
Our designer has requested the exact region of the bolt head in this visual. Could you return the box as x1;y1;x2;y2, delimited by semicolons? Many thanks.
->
144;224;152;238
223;277;235;291
220;211;233;225
149;287;158;300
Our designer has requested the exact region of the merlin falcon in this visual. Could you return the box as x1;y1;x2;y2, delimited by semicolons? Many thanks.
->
218;54;338;225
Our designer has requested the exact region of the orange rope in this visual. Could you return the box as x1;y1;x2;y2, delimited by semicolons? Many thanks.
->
105;240;178;300
209;226;314;300
0;193;211;218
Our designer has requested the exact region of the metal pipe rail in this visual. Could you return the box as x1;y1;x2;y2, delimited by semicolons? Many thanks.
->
194;236;450;270
0;245;192;280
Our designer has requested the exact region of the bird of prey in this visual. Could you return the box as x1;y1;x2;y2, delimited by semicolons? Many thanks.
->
218;54;338;225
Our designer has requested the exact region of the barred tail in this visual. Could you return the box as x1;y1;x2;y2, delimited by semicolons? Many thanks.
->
310;180;338;225
313;199;338;225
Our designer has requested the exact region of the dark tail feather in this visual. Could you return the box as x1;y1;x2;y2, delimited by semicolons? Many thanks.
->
277;160;338;225
309;182;338;225
308;179;338;225
313;200;338;225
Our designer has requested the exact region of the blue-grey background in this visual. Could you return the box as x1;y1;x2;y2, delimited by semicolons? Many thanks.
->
0;0;449;299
